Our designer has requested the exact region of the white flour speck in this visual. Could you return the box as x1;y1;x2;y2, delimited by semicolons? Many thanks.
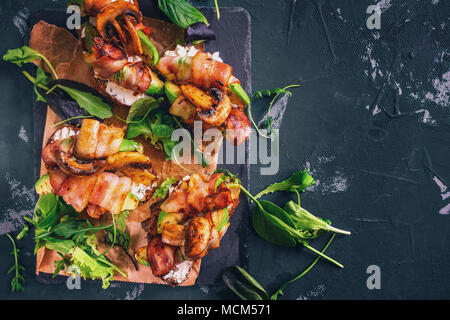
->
439;203;450;215
377;0;392;12
258;94;289;130
12;8;29;36
124;284;144;300
0;173;35;234
18;126;29;143
425;71;450;107
200;286;209;294
321;171;349;194
415;109;437;125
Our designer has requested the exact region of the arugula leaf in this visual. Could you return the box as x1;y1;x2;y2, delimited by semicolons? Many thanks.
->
283;201;351;237
51;84;113;119
6;234;25;293
153;177;177;199
158;0;209;29
3;46;58;79
254;169;315;199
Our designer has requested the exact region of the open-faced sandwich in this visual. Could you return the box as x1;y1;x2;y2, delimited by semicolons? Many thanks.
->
77;0;251;146
3;0;250;288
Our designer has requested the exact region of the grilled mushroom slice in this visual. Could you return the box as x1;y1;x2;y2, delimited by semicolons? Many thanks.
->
96;1;143;55
54;150;107;176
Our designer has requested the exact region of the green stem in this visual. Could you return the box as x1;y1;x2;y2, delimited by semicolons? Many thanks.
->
52;115;94;127
34;223;114;240
97;214;117;258
303;242;342;268
247;103;270;139
6;234;19;280
214;0;220;20
271;233;336;299
40;54;59;80
22;71;50;91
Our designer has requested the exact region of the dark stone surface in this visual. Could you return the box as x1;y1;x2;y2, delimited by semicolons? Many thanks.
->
0;0;449;300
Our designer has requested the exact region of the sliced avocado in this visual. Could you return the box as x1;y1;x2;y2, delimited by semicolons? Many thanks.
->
212;207;229;232
135;246;150;267
145;69;164;96
165;81;182;104
157;211;183;234
121;192;140;211
120;139;144;153
35;174;55;196
138;30;159;66
228;83;250;106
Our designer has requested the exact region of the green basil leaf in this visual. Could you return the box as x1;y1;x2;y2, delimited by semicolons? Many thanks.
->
126;121;152;139
55;84;113;119
151;123;174;138
223;266;269;300
126;97;162;123
158;0;209;29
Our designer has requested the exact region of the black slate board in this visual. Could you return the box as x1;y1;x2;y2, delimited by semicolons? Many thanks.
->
30;7;251;286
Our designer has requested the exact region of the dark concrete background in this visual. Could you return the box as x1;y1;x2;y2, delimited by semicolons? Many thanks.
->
0;0;449;299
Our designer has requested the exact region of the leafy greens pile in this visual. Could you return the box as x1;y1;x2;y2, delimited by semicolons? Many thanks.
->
22;193;126;289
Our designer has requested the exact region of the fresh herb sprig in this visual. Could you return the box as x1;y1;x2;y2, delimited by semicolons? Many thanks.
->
248;84;300;138
3;46;58;79
4;46;113;119
221;169;350;268
6;234;25;293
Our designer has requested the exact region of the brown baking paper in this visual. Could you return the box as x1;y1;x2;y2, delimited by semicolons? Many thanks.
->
31;19;218;286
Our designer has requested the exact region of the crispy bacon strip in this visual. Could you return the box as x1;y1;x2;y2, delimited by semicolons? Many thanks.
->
157;52;234;91
147;237;175;276
191;52;233;90
160;174;234;216
224;107;251;146
118;62;152;93
88;172;132;215
57;175;98;212
84;37;129;79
